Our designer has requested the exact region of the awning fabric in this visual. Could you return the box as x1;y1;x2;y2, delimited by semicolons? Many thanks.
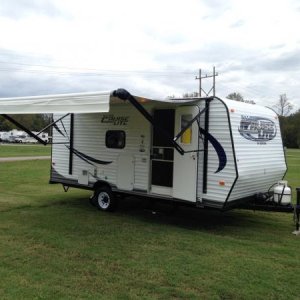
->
0;89;200;114
0;91;110;114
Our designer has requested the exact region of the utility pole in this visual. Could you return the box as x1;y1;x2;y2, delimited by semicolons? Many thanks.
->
195;66;218;97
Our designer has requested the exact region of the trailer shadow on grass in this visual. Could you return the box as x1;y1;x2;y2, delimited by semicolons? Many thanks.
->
25;190;289;237
60;194;284;236
116;197;277;232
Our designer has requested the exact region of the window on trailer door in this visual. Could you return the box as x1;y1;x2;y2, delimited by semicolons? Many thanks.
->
106;130;126;149
181;114;192;144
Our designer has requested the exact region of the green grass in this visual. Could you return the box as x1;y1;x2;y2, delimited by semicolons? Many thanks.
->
284;149;300;199
0;150;299;299
0;144;51;157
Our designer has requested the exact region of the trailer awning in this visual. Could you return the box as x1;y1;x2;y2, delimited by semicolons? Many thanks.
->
0;91;110;114
0;88;200;115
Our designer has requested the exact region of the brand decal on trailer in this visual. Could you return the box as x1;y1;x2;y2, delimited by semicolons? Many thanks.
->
238;115;276;143
101;115;129;126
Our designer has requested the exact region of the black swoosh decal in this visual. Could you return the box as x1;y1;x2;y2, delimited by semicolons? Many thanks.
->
67;146;95;166
53;123;65;137
60;120;69;139
200;128;227;173
66;146;112;165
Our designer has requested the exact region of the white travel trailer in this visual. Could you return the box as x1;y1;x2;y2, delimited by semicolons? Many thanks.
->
0;131;8;142
14;132;48;143
0;89;287;212
7;129;25;142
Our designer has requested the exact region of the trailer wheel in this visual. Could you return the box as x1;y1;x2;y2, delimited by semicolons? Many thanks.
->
94;186;117;212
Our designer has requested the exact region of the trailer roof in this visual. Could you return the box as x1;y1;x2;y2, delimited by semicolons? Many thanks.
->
0;90;199;114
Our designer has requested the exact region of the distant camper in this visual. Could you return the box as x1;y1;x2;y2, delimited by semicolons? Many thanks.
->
0;130;49;143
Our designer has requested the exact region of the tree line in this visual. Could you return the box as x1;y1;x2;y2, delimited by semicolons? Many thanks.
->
279;111;300;148
0;114;51;133
226;92;299;148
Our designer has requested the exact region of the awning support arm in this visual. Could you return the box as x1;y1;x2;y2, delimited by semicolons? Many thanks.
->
1;114;48;145
112;89;185;155
38;113;70;135
173;106;207;142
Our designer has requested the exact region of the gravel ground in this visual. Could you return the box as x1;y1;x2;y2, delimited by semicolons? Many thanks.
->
0;156;50;162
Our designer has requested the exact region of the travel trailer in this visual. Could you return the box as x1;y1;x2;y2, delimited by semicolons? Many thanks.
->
0;130;48;143
14;132;49;143
0;89;288;212
0;131;9;142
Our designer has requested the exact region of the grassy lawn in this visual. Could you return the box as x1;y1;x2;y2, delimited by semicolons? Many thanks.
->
284;149;300;199
0;144;51;157
0;150;299;299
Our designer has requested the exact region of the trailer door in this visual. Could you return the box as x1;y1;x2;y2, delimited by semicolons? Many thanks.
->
150;109;175;196
173;106;199;202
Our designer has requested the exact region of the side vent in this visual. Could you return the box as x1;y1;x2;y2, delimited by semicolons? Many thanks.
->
78;169;89;185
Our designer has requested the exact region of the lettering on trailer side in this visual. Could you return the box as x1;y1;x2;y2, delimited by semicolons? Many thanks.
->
239;115;277;144
101;115;129;126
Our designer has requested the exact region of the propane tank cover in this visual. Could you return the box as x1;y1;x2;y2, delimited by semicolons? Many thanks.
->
274;181;292;205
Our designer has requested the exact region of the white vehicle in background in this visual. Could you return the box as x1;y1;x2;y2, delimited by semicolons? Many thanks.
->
35;132;49;143
1;132;11;142
2;130;24;142
14;132;49;143
0;130;49;143
13;134;27;143
0;131;7;142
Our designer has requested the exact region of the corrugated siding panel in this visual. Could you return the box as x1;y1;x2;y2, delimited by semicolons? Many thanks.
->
226;99;286;201
52;105;151;190
51;114;77;181
72;113;118;185
134;155;150;190
198;99;236;203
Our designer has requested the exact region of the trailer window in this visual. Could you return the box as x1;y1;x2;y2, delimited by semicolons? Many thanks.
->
106;130;126;149
181;114;192;144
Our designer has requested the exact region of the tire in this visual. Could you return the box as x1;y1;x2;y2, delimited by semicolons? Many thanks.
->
94;186;117;212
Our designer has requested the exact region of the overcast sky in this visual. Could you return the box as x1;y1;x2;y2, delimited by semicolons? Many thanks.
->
0;0;299;110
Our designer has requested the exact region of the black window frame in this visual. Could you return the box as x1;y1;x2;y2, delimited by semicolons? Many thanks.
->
105;130;126;149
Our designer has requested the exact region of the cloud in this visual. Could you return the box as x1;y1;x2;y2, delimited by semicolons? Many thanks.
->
223;49;300;73
0;0;66;19
0;43;298;110
0;48;186;99
201;0;231;18
0;0;299;111
255;51;300;72
153;43;256;70
230;20;244;28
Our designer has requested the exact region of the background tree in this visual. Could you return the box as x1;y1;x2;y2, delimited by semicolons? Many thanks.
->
182;92;198;98
0;114;52;133
279;109;300;148
226;92;244;102
273;94;293;116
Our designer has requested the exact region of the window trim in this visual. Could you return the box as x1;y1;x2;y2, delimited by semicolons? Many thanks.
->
105;130;126;149
180;114;193;145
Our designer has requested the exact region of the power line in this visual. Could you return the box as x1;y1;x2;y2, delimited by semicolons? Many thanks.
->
0;60;196;76
195;67;218;97
0;67;197;78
